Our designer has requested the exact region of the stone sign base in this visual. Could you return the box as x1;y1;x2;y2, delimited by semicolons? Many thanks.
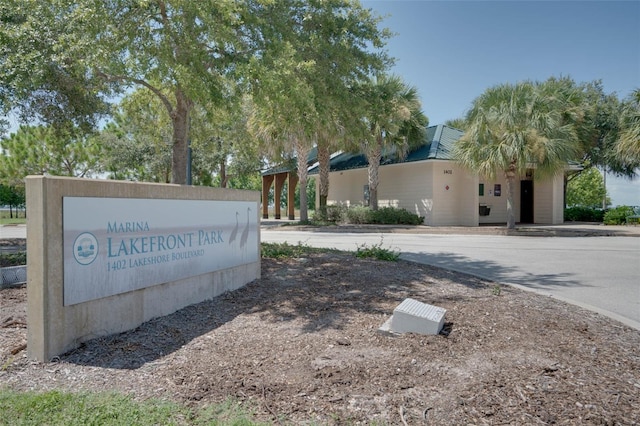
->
26;176;260;361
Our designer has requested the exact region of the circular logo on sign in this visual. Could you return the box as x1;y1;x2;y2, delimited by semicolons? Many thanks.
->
73;232;98;265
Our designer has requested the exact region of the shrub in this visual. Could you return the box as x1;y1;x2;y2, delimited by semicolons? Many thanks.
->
603;205;636;225
261;242;334;258
0;251;26;267
564;206;604;222
326;205;347;222
355;239;400;261
344;206;423;225
312;205;348;224
345;205;374;224
370;206;424;225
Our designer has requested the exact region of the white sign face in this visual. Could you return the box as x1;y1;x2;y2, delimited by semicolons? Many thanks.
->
63;197;259;306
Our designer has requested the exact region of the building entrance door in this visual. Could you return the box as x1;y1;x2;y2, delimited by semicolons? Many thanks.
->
520;180;534;223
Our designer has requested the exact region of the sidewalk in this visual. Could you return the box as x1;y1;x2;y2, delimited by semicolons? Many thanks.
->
260;220;640;237
2;221;640;241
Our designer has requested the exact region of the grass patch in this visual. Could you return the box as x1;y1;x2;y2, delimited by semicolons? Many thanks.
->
0;389;266;426
355;239;400;261
0;217;26;225
261;241;336;259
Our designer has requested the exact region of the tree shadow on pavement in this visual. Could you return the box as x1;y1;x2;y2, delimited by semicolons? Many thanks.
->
400;251;585;290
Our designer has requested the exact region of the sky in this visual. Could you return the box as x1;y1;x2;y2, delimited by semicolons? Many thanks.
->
3;1;639;205
362;0;640;207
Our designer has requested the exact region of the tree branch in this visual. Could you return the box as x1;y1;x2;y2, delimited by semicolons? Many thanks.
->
94;69;174;116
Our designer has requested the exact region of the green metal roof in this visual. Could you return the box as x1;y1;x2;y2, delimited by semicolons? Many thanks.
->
261;146;318;176
308;124;464;174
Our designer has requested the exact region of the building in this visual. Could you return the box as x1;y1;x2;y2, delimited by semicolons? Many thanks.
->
263;124;569;226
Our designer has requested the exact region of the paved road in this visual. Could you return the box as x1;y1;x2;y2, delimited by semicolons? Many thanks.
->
261;229;640;330
3;223;639;330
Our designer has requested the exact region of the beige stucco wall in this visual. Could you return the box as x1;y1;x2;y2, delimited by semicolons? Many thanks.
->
534;172;565;224
325;160;478;226
477;175;511;224
26;176;260;361
325;168;369;206
427;161;478;226
324;161;566;226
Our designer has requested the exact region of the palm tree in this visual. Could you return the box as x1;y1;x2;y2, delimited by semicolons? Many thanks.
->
247;62;317;222
453;80;581;229
616;89;640;167
358;74;427;210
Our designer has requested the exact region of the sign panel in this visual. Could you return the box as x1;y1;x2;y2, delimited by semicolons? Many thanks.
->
63;197;258;306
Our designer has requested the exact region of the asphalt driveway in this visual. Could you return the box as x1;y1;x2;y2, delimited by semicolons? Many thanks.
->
2;223;639;330
261;227;640;330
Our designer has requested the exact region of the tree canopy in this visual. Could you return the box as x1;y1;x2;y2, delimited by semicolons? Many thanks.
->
566;167;610;209
453;79;582;228
1;0;392;187
355;74;427;210
248;0;392;220
616;89;640;167
0;125;103;185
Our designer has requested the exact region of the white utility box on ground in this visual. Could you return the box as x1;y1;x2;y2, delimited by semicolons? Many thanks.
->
380;298;446;335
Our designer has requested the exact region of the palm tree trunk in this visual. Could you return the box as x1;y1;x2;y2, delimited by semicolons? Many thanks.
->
294;135;311;222
365;138;382;211
317;139;330;215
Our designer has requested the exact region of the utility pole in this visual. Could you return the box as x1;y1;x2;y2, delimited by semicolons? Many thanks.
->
602;167;607;210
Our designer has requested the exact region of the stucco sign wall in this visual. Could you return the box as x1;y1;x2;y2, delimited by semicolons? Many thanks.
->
63;197;258;306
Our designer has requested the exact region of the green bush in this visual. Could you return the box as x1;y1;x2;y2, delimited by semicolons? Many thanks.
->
370;206;424;225
345;205;374;224
261;242;333;258
312;205;425;226
355;240;400;261
603;205;636;225
313;205;347;223
344;206;423;225
564;206;604;222
0;251;26;268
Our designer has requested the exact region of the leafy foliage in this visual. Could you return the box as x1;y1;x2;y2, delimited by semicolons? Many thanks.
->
453;78;583;228
261;242;333;259
566;167;609;208
344;205;373;224
3;1;391;186
355;239;400;261
616;89;640;167
0;126;103;185
355;74;428;210
578;82;639;178
0;184;24;218
603;206;637;225
313;205;348;223
564;206;605;222
0;251;26;268
313;205;423;225
369;206;424;225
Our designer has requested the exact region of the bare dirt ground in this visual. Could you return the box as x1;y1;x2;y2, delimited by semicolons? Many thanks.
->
1;250;639;425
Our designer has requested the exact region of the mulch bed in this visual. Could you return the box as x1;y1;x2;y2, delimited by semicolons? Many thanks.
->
1;252;639;424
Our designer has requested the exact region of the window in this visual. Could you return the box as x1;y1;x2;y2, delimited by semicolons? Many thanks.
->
479;183;484;196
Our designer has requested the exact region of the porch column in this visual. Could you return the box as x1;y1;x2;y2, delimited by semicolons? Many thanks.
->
261;174;274;219
274;173;287;219
287;172;299;220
